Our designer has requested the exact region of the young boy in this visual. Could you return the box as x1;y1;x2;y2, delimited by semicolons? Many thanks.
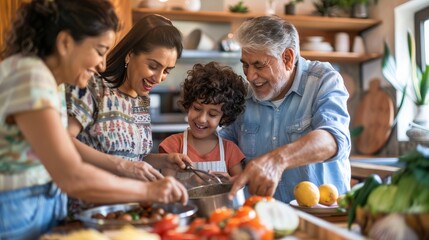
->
159;62;247;181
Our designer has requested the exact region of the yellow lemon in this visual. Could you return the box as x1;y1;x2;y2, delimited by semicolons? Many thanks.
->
318;183;339;206
294;181;320;207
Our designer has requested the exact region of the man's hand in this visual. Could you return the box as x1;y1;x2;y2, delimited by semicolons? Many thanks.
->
118;160;164;181
229;151;285;198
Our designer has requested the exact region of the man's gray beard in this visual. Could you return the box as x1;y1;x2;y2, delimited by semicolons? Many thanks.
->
253;79;288;102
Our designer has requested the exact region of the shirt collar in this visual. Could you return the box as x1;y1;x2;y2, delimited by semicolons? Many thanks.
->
289;56;308;97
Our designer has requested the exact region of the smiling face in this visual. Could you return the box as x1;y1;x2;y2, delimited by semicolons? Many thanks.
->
121;47;178;97
187;100;223;140
62;30;116;88
240;49;295;101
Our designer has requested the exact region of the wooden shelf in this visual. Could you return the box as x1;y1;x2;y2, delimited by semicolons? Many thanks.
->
132;8;382;64
133;8;259;26
179;50;380;64
301;51;381;64
132;8;381;32
283;15;381;33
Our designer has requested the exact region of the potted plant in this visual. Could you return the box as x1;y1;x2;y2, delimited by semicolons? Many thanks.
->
336;0;379;18
284;0;304;15
382;30;429;141
312;0;343;17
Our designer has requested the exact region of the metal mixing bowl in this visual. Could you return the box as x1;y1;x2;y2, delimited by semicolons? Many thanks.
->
187;183;245;218
76;202;197;229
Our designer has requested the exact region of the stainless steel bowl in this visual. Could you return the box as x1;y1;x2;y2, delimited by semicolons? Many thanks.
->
188;183;245;218
76;202;197;229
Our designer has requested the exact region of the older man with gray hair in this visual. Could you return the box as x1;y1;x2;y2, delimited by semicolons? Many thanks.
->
221;15;351;203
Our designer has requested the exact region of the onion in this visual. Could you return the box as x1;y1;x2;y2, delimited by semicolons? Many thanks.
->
368;213;418;240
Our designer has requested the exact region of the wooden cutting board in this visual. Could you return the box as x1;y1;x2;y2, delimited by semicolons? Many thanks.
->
353;79;394;155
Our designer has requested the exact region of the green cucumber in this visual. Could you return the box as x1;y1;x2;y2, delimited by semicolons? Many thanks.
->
348;174;382;229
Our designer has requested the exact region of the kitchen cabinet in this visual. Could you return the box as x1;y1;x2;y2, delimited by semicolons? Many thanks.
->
132;8;382;64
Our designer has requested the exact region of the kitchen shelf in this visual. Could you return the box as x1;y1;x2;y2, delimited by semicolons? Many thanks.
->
180;50;380;64
133;8;382;64
301;51;381;64
132;9;381;33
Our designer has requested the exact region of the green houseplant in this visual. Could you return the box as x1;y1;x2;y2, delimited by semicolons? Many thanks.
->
382;30;429;141
313;0;342;16
285;0;304;15
335;0;378;18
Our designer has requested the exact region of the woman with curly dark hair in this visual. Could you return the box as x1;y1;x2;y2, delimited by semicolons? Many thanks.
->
159;62;247;183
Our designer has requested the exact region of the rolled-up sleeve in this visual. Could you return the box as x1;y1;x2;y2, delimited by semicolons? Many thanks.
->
312;71;351;162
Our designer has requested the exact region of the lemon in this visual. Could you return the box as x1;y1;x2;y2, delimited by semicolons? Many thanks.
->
318;183;339;206
294;181;320;207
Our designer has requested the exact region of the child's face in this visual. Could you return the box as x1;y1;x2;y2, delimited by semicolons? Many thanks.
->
188;100;223;140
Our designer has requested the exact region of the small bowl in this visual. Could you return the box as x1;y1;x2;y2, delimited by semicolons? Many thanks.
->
306;36;324;43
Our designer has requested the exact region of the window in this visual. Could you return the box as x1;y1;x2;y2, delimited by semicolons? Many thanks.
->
415;6;429;68
394;1;429;141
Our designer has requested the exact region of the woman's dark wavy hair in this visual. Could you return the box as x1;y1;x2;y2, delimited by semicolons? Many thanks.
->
0;0;119;60
179;62;247;127
102;14;183;88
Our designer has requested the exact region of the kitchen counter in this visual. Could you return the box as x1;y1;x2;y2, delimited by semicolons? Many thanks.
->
350;156;402;180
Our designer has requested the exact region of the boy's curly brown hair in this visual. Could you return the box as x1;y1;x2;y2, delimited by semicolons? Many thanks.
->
179;62;247;126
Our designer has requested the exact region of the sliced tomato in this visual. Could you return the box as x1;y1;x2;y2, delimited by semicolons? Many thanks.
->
244;196;275;208
244;196;264;208
162;230;199;240
223;217;242;234
234;206;257;223
209;207;234;225
186;217;207;233
151;213;179;235
239;218;273;240
193;223;221;237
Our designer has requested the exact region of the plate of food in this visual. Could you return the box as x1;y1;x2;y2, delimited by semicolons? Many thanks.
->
289;200;344;215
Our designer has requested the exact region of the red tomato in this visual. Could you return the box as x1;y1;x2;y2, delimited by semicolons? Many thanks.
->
239;218;273;240
186;217;207;233
244;196;264;208
152;214;179;235
209;207;234;225
223;217;242;234
234;206;257;223
194;223;221;237
162;230;199;240
244;196;275;208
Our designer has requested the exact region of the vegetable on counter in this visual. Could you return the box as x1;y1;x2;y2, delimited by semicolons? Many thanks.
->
347;174;382;228
176;197;299;239
254;200;299;238
342;144;429;238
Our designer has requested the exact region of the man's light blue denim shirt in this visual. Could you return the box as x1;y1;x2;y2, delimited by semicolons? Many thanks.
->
220;56;351;203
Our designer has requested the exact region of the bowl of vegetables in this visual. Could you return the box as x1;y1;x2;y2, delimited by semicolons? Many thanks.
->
76;202;197;229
